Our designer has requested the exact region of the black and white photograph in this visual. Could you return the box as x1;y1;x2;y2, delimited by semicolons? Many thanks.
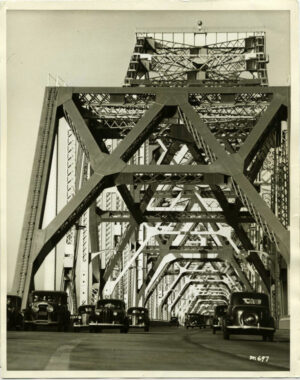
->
1;1;299;378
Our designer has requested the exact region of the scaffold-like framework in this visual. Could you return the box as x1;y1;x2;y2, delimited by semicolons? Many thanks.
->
13;30;289;324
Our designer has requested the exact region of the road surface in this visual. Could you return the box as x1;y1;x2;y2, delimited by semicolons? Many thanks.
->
7;326;289;371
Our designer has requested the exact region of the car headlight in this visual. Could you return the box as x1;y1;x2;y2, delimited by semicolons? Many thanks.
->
113;311;118;316
239;311;259;326
96;311;100;315
78;316;82;320
32;305;39;313
47;305;54;312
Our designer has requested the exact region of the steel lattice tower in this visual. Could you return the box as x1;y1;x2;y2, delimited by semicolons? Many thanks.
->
12;29;289;323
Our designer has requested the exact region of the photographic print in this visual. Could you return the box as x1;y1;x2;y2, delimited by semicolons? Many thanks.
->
1;1;299;378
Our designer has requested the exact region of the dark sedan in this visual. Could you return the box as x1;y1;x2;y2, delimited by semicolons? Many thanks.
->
127;307;150;331
222;292;275;341
7;295;23;330
23;290;70;331
89;299;129;333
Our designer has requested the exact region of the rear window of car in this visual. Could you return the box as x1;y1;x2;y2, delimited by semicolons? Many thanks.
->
97;301;123;309
242;298;263;304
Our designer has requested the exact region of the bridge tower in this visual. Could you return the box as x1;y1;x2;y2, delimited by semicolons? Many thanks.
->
12;26;289;328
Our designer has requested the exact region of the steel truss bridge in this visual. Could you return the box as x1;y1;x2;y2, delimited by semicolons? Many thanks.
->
13;30;289;325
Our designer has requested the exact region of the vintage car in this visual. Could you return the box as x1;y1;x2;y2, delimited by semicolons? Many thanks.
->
169;316;179;327
23;290;70;331
7;295;23;330
222;292;275;341
185;313;206;329
127;307;150;331
212;305;228;334
89;299;129;333
73;304;95;332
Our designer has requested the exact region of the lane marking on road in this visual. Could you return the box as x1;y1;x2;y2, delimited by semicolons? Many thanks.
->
45;338;82;370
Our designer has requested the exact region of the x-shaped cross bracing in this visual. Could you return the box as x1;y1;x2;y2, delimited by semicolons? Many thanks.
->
13;86;289;309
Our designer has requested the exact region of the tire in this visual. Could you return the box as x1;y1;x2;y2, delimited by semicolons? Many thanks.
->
89;326;95;333
223;327;230;340
144;326;149;332
262;335;267;341
73;327;80;333
212;328;216;335
268;334;274;342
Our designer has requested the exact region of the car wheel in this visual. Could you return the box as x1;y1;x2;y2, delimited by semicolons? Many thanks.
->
262;335;267;341
89;326;95;333
268;334;274;342
212;328;216;335
223;327;230;340
144;326;149;332
24;324;29;331
73;327;79;333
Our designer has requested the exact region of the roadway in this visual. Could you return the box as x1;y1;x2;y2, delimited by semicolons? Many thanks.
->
7;326;289;371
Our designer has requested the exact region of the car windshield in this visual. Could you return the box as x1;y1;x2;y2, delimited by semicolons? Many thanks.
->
231;293;268;306
79;306;94;313
31;292;67;303
128;308;147;315
97;300;124;309
215;305;227;315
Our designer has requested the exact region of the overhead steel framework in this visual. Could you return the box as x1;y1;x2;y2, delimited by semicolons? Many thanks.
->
13;30;289;324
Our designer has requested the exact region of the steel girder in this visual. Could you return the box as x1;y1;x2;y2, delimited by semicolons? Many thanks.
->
143;246;252;308
13;85;289;310
169;279;231;313
96;209;254;223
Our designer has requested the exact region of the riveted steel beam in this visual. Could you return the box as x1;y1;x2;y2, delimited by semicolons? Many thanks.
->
96;209;254;223
103;141;181;283
181;102;289;263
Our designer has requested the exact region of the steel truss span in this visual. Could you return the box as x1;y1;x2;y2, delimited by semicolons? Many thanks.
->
12;31;289;332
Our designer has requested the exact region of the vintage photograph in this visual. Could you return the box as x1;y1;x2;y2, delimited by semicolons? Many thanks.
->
2;2;298;377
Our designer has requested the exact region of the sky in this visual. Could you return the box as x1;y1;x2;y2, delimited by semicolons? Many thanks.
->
6;10;290;291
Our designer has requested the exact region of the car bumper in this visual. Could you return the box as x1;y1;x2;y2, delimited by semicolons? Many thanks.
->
226;325;275;334
89;322;124;327
73;323;89;327
212;324;221;329
24;320;58;325
129;323;146;328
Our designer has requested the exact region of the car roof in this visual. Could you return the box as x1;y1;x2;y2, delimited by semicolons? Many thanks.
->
128;307;148;311
31;290;67;295
97;299;125;304
7;294;21;299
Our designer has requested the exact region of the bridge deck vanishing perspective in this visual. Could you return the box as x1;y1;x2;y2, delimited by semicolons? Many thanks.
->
12;29;289;327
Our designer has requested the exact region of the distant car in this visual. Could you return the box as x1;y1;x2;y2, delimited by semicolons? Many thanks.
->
23;290;70;331
169;316;179;327
212;305;227;334
127;307;150;332
89;299;129;333
7;295;23;330
222;292;275;341
185;313;206;329
73;304;95;332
